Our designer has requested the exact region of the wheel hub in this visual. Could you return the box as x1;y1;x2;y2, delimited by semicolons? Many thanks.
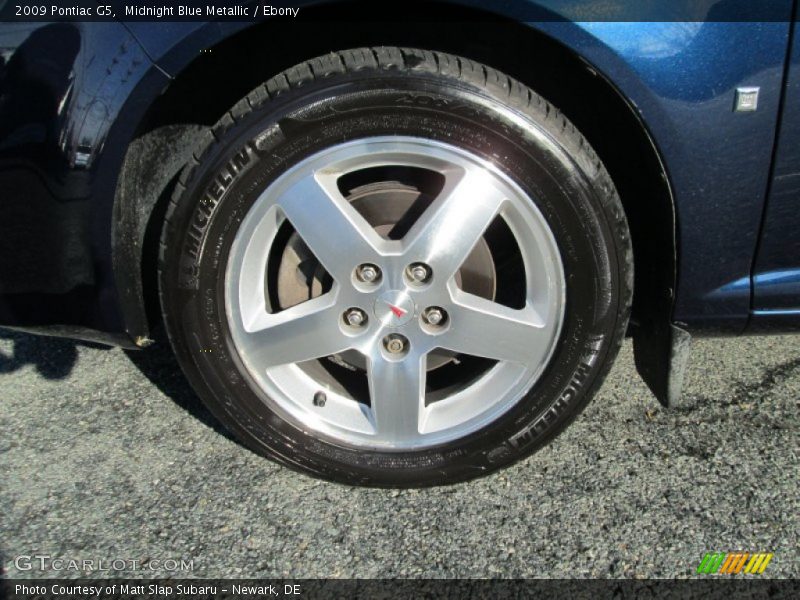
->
273;181;495;372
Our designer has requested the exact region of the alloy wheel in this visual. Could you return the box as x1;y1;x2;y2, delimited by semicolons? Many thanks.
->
224;137;566;450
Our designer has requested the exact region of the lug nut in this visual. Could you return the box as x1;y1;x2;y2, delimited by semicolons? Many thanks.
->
344;308;367;327
383;334;408;355
407;262;431;284
356;264;381;283
423;307;446;326
387;339;404;353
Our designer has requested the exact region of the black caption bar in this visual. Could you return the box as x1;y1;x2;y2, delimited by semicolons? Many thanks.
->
2;579;800;600
3;1;301;21
0;0;796;23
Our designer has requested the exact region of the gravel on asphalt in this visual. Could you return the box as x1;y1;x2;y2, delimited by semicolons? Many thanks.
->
1;329;797;578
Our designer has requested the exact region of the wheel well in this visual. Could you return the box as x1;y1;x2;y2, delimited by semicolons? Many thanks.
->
124;4;674;340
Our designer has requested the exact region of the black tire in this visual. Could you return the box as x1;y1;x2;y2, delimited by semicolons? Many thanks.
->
159;47;633;487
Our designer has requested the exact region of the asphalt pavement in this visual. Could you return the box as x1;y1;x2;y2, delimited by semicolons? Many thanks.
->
1;328;798;578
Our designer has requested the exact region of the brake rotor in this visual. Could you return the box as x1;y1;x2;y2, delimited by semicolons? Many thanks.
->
272;181;497;371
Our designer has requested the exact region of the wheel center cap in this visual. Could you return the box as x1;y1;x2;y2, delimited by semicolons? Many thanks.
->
374;290;416;327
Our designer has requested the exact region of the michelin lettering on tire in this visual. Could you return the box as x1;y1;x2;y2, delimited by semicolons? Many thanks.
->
177;128;287;289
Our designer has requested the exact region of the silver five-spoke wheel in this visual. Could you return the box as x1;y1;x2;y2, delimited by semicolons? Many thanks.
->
225;137;565;449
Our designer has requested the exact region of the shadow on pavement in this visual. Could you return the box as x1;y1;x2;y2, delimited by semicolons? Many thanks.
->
124;333;234;441
0;326;235;442
0;328;107;380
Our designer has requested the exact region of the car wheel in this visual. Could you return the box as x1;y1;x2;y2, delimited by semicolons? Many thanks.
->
159;47;632;486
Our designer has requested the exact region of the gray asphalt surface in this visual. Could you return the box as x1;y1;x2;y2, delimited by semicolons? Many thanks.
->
0;329;797;579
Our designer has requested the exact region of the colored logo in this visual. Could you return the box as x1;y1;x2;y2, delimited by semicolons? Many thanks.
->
386;302;407;318
374;291;415;327
697;552;773;575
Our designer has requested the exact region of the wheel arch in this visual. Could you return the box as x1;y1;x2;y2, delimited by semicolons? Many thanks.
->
112;2;676;362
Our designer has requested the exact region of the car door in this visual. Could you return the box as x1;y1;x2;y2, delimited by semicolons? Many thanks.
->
752;18;800;327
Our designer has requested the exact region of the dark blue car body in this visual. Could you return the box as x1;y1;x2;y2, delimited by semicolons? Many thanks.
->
0;0;798;373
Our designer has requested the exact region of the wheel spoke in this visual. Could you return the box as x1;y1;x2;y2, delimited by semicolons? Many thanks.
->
240;294;351;368
441;292;549;369
276;173;385;282
403;167;507;282
367;353;427;443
